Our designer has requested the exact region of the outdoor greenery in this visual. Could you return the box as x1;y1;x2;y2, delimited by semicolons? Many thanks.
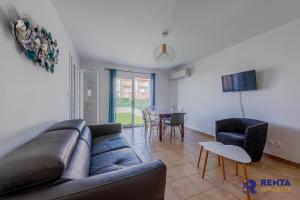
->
116;98;148;126
116;112;143;126
116;98;150;110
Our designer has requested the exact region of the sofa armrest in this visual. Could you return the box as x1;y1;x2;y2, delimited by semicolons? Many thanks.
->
3;160;167;200
89;123;122;137
245;123;268;140
215;118;236;133
244;123;268;161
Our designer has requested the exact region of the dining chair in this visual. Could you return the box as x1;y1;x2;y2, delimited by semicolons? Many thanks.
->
164;113;185;142
146;109;159;141
162;106;183;135
141;109;148;136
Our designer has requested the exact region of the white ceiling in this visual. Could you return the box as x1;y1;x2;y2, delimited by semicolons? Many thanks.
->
52;0;300;69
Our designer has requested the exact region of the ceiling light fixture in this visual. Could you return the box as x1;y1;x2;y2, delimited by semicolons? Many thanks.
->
154;31;175;63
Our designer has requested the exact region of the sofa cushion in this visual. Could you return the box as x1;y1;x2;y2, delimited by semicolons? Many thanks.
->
0;129;79;196
89;123;122;137
89;148;142;175
217;132;245;147
92;133;130;156
80;127;92;150
59;140;91;183
46;119;86;133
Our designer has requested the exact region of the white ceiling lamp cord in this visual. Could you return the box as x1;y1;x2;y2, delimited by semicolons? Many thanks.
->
239;91;245;118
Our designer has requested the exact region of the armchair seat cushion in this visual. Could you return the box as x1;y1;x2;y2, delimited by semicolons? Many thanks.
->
91;134;130;156
217;132;245;147
90;148;142;175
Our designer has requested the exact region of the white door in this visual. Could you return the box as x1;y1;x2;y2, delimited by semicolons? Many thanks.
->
80;70;100;125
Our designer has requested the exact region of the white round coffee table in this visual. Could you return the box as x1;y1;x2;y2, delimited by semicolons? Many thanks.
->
197;141;252;200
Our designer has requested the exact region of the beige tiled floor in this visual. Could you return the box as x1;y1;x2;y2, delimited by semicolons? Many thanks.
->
122;127;300;200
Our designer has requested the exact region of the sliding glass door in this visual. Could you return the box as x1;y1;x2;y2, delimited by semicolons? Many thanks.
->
116;78;133;126
133;78;151;126
116;77;151;127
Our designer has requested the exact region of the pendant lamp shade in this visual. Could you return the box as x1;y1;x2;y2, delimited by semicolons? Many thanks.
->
154;43;175;63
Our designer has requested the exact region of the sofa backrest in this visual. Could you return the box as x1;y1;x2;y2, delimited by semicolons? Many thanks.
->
50;121;92;183
0;129;79;196
80;126;93;150
46;119;86;133
59;139;91;182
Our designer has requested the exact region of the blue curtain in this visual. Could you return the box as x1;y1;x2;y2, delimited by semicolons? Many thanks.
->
150;73;156;107
109;69;116;123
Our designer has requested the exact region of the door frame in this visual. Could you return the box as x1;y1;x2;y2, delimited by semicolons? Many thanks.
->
69;53;80;119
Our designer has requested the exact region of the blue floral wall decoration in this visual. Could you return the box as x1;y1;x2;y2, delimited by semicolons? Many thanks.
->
13;16;59;73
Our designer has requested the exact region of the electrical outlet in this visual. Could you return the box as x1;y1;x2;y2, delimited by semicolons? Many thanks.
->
274;140;283;148
267;139;283;148
268;139;275;146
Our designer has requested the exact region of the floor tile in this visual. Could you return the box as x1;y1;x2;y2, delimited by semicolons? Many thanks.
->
122;127;300;200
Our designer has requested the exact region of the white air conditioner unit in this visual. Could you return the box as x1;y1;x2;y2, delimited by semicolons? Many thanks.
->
171;68;191;80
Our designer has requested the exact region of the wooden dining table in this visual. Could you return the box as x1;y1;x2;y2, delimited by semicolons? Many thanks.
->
150;110;186;142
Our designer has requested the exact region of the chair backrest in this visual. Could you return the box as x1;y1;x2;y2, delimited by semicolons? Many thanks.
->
217;118;266;133
144;106;158;121
142;109;146;121
170;105;183;112
145;106;156;111
235;118;265;133
170;113;184;126
143;108;152;122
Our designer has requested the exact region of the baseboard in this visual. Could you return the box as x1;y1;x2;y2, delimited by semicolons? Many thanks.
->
264;153;300;169
185;127;215;139
185;127;300;168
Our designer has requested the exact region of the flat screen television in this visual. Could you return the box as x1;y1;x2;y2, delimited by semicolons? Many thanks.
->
222;70;257;92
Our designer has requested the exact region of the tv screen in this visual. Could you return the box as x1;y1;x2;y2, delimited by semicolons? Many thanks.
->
222;70;257;92
222;74;234;92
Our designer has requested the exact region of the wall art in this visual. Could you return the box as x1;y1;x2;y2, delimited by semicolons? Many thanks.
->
13;16;59;73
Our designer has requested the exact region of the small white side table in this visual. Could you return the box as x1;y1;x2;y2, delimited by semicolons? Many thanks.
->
197;141;252;200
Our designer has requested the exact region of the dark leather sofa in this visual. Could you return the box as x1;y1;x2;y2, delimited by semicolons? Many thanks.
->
216;118;268;162
0;120;167;200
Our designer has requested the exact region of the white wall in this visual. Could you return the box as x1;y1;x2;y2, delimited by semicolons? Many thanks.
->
81;62;172;124
171;19;300;163
0;0;79;158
